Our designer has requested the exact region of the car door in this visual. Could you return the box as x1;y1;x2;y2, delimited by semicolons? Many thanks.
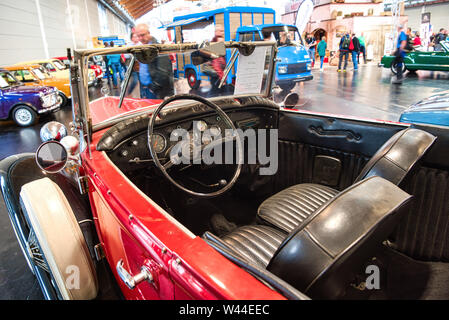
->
276;108;405;192
0;88;5;119
87;174;175;300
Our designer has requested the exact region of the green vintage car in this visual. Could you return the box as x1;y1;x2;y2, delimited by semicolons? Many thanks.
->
380;40;449;74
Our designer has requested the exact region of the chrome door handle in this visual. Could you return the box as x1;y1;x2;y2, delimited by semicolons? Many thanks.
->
116;259;153;289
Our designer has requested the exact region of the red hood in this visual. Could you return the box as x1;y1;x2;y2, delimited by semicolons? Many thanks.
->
89;96;162;125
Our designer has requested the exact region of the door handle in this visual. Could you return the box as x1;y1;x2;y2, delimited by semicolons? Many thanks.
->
116;259;153;289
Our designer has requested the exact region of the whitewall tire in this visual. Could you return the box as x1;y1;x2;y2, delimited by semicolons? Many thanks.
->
20;177;98;300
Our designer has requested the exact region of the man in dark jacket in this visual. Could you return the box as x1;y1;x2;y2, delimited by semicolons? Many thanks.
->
350;33;361;71
338;33;351;72
135;23;174;99
435;28;446;51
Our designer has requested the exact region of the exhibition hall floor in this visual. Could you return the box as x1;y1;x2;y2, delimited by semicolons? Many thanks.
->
1;65;448;299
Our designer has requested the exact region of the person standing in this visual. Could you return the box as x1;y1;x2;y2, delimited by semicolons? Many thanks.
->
358;33;366;64
305;33;317;68
405;27;414;51
435;28;446;51
392;24;407;84
413;31;421;48
102;42;112;83
106;43;124;88
135;23;174;99
349;33;361;71
203;25;226;95
317;36;327;72
338;33;350;72
126;30;141;96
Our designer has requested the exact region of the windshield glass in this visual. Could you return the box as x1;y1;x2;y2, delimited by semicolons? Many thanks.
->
32;68;48;80
53;60;66;70
262;26;303;46
0;71;20;88
86;44;274;126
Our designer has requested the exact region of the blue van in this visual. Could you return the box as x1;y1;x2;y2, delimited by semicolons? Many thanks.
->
236;24;313;91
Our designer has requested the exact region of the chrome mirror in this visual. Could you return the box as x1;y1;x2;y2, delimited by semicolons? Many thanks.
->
40;121;68;142
191;42;226;66
36;141;68;173
283;92;300;108
131;47;159;64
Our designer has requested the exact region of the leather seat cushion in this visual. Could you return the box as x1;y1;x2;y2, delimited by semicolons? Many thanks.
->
221;225;287;268
258;184;339;233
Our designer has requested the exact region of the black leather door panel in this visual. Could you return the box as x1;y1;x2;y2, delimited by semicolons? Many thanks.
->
279;111;406;157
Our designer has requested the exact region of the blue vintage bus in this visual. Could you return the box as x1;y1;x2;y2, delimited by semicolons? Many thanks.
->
164;7;276;89
164;7;312;91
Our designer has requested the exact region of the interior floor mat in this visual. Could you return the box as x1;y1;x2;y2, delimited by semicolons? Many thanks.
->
342;245;449;300
209;214;238;237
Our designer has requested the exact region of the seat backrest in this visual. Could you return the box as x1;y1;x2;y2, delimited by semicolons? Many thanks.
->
354;128;436;185
266;176;412;299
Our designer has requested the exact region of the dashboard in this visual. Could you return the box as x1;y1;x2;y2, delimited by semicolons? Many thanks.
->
107;107;278;172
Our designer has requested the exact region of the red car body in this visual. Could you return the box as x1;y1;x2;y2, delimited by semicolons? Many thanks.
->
82;97;285;300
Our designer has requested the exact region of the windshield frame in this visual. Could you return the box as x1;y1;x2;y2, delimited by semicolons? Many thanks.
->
72;41;278;137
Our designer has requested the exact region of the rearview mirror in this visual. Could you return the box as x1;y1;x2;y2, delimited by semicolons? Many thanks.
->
36;141;68;173
191;42;227;66
131;47;159;64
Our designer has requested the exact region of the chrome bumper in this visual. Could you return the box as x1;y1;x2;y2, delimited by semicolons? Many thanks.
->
38;102;62;114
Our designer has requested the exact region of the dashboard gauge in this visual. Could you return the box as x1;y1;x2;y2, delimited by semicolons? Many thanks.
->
210;125;221;137
195;120;208;132
151;134;166;153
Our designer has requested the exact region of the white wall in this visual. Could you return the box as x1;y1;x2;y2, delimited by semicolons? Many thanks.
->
405;3;449;32
0;0;130;66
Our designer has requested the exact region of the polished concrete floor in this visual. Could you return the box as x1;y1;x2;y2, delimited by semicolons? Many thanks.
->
0;65;448;299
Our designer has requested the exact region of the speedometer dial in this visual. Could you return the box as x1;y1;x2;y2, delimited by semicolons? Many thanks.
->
151;134;166;153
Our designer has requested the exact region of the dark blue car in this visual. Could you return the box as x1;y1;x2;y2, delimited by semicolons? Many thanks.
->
236;24;313;91
0;69;61;126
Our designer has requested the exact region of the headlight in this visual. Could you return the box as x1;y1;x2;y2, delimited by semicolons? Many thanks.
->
278;65;288;74
306;63;312;71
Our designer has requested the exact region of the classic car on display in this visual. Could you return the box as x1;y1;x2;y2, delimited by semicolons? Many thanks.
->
380;40;449;74
53;56;103;85
17;58;98;86
2;41;449;301
0;68;61;126
4;64;71;106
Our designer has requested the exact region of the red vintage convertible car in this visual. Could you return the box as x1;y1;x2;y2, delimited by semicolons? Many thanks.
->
1;42;448;300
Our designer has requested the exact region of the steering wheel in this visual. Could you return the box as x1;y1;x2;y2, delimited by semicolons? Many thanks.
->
147;94;243;197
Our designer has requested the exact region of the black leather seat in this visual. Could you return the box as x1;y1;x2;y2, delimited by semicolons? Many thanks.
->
205;176;413;299
258;128;435;233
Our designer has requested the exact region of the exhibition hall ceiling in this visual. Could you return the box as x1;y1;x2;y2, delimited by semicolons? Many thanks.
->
118;0;171;19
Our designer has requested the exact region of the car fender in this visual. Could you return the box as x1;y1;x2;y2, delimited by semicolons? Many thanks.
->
9;102;39;118
0;154;97;266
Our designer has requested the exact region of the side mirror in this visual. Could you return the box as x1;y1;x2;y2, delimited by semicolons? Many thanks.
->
283;92;300;108
35;141;68;173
